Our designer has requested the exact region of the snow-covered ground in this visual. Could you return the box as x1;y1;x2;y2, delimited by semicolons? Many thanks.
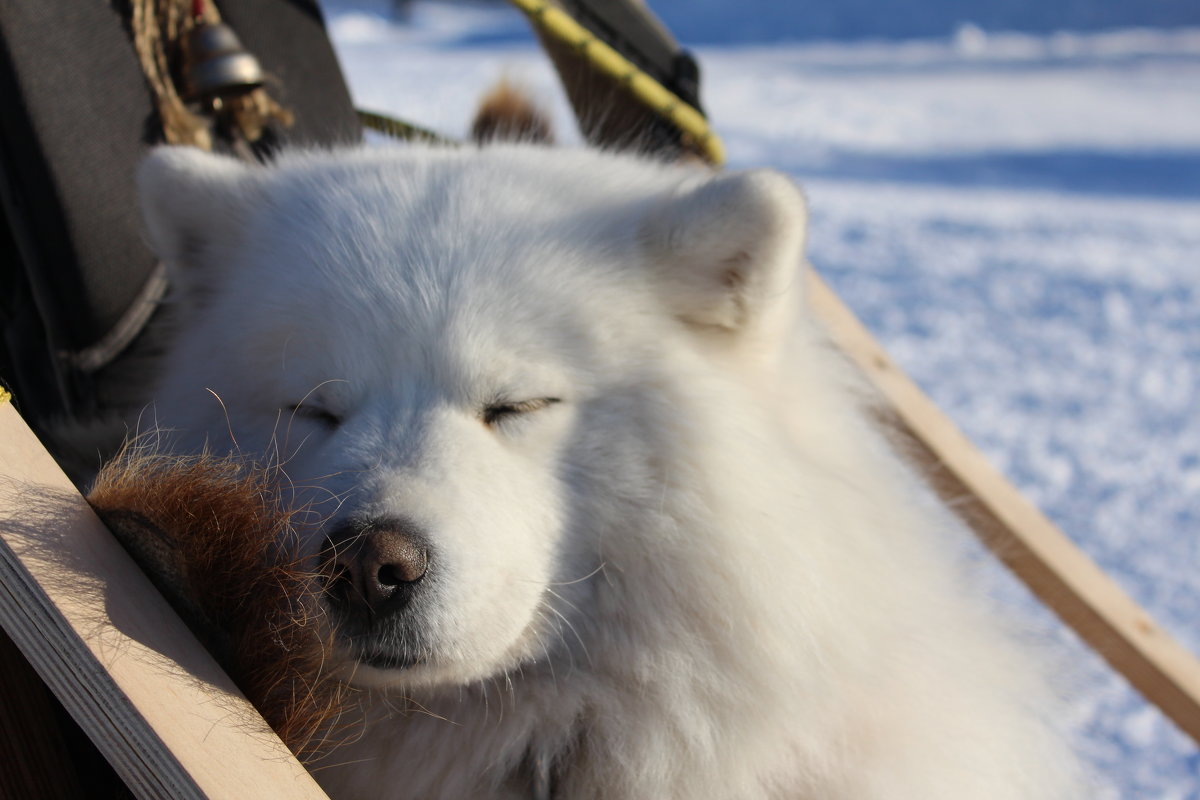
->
320;2;1200;795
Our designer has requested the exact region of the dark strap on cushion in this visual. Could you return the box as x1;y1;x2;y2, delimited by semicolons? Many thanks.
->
0;0;359;428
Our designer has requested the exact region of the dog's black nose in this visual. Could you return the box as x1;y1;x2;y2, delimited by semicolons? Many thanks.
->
321;520;429;619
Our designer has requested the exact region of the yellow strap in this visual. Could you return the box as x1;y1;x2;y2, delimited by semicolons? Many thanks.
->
356;1;725;164
0;387;11;405
507;0;726;166
357;109;454;146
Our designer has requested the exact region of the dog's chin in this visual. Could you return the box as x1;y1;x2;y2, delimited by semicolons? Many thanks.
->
344;652;483;691
355;647;425;672
335;632;488;690
334;644;426;689
339;622;551;692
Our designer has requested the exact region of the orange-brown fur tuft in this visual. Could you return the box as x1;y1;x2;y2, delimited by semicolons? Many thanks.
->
87;449;354;763
470;81;554;145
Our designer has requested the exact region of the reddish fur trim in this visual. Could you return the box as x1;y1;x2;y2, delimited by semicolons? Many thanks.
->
471;81;554;145
88;449;354;763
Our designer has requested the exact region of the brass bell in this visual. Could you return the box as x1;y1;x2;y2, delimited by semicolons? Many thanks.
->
184;20;265;102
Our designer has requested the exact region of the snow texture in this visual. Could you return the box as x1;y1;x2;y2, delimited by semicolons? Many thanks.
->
319;2;1199;796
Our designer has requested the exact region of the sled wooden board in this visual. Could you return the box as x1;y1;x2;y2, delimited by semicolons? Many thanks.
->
806;271;1200;745
0;401;329;800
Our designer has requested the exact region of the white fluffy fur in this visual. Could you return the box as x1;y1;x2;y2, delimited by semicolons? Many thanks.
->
136;144;1082;799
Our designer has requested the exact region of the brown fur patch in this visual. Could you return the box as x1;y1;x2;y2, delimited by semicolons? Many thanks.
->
471;81;554;145
87;449;353;763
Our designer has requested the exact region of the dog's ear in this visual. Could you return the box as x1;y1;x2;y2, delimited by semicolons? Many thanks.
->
640;169;806;337
137;147;263;293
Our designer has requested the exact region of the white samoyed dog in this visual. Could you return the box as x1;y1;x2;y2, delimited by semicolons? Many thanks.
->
135;143;1081;799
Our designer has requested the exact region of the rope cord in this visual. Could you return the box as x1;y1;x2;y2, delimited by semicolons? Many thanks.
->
130;0;292;149
357;110;454;146
359;0;725;165
506;0;725;165
131;0;210;148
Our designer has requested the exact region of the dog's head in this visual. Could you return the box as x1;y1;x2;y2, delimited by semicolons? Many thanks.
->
137;145;806;690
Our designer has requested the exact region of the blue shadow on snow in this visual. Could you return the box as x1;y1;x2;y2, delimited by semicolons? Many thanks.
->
799;149;1200;200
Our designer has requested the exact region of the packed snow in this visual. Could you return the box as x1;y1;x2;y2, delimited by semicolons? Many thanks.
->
319;1;1200;795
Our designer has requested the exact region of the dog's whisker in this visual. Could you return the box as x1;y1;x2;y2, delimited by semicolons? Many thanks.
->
540;596;592;670
204;387;240;452
545;562;607;587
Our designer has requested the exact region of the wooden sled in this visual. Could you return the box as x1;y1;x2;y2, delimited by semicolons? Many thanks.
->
0;1;1197;797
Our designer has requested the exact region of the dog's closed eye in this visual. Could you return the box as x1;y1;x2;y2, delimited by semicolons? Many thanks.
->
288;402;342;429
482;397;561;428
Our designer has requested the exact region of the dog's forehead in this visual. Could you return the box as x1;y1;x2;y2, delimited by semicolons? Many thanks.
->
256;151;618;293
259;149;679;302
232;149;657;387
274;146;648;223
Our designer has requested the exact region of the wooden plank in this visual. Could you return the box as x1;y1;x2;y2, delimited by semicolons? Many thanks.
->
806;270;1200;745
0;401;330;800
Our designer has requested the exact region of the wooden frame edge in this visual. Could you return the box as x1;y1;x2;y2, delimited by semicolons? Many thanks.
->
806;270;1200;745
0;402;330;800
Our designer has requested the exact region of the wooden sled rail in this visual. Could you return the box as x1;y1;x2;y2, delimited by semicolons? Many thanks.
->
807;271;1200;745
0;400;330;800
